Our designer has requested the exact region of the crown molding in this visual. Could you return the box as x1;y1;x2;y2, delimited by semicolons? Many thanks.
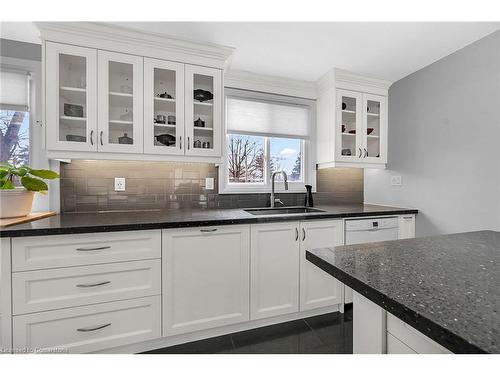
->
35;22;234;69
335;68;392;92
224;69;317;99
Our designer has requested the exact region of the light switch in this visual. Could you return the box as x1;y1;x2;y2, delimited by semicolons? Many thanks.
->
391;175;402;186
114;177;126;191
205;177;214;190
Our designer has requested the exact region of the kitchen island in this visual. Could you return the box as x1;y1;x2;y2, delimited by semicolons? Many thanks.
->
306;230;500;354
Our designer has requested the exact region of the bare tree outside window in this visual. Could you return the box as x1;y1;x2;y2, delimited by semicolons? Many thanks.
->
0;110;29;167
228;134;265;183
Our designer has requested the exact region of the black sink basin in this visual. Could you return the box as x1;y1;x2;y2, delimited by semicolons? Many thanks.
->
244;207;326;216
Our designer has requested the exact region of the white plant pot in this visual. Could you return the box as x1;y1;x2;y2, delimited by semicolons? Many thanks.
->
0;189;35;219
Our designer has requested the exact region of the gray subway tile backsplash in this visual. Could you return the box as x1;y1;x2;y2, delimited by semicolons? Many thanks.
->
60;160;363;212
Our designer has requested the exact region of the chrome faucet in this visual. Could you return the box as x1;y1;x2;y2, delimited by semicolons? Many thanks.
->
270;171;289;208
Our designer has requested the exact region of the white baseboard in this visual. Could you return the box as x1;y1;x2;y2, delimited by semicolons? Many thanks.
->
94;304;341;354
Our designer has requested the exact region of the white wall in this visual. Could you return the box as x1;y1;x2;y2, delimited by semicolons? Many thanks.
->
365;31;500;237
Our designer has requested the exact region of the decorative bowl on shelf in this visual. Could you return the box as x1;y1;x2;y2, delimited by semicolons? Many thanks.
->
367;128;374;135
341;148;352;156
158;92;173;99
342;125;346;133
155;134;176;146
193;89;213;102
348;130;356;134
342;102;347;110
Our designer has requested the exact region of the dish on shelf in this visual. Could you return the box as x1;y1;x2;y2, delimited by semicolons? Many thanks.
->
155;114;166;124
167;115;176;125
348;130;356;134
342;124;346;133
367;128;374;135
342;102;347;110
158;92;173;99
193;89;213;102
63;103;84;117
155;133;176;146
341;148;352;156
66;134;86;142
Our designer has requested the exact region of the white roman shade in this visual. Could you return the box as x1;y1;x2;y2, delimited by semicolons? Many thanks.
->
0;70;30;110
226;96;310;139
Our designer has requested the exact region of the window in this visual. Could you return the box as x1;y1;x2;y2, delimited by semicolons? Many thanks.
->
222;89;315;193
0;70;30;167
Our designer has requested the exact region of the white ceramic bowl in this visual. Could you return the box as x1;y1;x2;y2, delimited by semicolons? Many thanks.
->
0;189;35;219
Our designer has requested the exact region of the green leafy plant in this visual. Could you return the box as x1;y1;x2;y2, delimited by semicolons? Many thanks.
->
0;163;59;194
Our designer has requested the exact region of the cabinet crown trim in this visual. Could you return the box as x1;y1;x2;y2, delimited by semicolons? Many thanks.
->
317;68;392;94
36;22;234;69
225;69;317;99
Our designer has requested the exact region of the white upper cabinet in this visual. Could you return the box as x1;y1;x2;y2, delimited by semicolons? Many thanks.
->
39;23;232;162
317;68;391;169
45;42;98;152
144;58;185;155
184;65;222;157
98;51;144;154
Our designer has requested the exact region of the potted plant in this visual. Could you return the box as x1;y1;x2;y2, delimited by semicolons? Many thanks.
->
0;163;59;219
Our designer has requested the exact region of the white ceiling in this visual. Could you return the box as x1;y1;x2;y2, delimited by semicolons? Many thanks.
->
2;22;499;82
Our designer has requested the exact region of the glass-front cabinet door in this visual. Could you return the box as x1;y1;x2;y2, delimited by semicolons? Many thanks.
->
336;89;363;161
362;93;387;163
98;51;143;153
46;42;97;152
143;58;184;155
184;65;222;157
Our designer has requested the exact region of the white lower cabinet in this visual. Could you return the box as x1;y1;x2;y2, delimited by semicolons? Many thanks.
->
13;296;161;354
163;225;250;336
1;238;12;352
250;222;300;320
299;220;344;311
386;313;450;354
12;259;161;315
398;215;416;239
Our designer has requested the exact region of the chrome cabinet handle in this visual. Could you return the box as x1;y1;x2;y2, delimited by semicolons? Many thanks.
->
76;246;111;252
179;135;182;150
200;228;217;233
77;323;111;332
358;148;362;158
187;136;190;150
364;148;368;158
100;131;103;146
302;228;306;241
295;227;299;241
90;130;94;145
76;281;111;288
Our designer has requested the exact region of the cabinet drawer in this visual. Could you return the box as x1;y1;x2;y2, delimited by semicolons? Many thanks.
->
387;313;450;354
12;259;161;315
13;296;161;353
12;230;161;271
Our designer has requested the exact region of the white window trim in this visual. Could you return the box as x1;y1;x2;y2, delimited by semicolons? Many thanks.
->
220;88;316;194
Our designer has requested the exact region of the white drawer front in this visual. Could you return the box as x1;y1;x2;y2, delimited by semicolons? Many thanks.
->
13;296;161;353
12;260;161;315
12;230;161;271
387;313;451;354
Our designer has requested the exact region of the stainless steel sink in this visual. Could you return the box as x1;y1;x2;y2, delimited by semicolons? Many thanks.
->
244;207;326;216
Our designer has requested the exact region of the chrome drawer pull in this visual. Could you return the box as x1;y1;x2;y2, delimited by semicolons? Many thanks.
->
76;281;111;288
200;228;217;233
76;246;111;252
77;323;111;332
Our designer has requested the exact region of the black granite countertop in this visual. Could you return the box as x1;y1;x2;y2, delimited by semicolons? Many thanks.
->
0;203;417;238
306;230;500;354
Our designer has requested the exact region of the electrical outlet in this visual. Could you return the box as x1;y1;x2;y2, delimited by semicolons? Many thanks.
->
391;175;402;186
114;177;126;191
205;177;214;190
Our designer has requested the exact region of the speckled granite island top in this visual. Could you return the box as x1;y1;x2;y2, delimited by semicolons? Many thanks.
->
0;204;417;238
306;230;500;354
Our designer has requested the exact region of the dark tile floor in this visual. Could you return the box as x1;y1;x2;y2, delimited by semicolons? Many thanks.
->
143;306;353;354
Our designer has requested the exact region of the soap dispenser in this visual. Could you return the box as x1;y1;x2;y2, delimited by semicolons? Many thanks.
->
304;185;314;207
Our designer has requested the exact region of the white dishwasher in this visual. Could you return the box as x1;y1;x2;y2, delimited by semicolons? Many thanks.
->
343;217;399;304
